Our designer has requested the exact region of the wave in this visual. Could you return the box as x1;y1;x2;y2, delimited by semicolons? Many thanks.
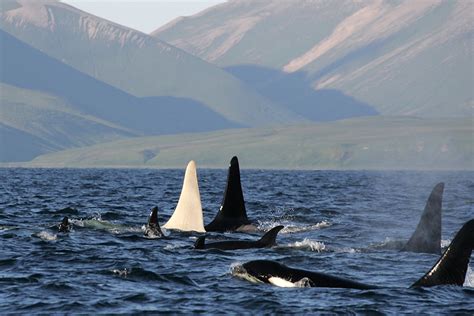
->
71;217;142;234
258;220;331;234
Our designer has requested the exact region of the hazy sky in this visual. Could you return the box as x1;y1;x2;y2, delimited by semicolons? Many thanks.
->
61;0;226;34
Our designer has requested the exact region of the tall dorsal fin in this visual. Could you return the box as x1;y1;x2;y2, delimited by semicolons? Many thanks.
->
205;156;251;232
403;182;444;254
258;225;284;246
163;160;205;232
411;219;474;287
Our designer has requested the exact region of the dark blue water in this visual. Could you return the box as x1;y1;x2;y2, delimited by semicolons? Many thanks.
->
0;168;472;313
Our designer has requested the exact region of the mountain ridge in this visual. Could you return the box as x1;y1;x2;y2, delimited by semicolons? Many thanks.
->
154;0;473;118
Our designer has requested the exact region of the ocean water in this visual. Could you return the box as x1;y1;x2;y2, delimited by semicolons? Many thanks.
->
0;168;472;314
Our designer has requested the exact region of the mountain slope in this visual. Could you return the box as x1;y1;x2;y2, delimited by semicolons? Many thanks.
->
154;0;473;118
0;83;135;162
24;117;473;170
0;28;244;162
0;0;300;126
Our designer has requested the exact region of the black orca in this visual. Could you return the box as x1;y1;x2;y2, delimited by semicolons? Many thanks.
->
411;219;474;287
402;182;444;254
144;207;164;238
236;220;473;289
205;156;252;232
58;216;70;232
195;225;284;250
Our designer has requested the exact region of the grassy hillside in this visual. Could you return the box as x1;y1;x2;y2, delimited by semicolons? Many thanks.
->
23;117;473;170
0;0;300;126
154;0;473;119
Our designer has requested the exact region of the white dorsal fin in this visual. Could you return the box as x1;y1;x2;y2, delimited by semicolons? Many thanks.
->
163;160;205;232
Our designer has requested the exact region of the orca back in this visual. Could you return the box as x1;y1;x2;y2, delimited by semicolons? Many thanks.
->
403;182;444;254
258;225;284;247
205;156;250;232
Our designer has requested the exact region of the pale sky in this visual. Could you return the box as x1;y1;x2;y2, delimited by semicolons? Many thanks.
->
61;0;226;34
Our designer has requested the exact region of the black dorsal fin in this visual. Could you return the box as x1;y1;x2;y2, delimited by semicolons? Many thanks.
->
145;206;164;237
205;156;251;232
194;236;206;249
148;206;159;226
258;225;284;246
411;219;474;287
403;182;444;254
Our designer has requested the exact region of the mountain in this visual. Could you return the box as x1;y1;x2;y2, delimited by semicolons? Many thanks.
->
0;0;300;127
22;117;473;170
0;28;240;162
154;0;473;118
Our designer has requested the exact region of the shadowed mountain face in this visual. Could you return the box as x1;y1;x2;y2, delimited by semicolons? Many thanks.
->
154;0;473;118
226;65;377;121
0;0;301;127
0;29;240;162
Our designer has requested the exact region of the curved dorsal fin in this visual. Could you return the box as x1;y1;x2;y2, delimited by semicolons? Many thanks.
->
403;182;444;254
258;225;284;246
205;156;251;232
163;160;205;232
411;219;474;287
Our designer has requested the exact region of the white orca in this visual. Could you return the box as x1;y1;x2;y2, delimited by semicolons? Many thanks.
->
205;156;253;232
236;219;474;289
163;160;205;233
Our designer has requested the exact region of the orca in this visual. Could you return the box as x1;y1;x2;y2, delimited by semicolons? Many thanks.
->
205;156;253;232
195;225;284;250
58;216;70;232
163;160;205;232
144;206;164;238
236;219;473;289
402;182;444;254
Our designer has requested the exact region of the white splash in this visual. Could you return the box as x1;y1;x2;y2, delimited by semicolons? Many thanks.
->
112;268;129;277
464;266;474;287
259;220;331;234
441;239;451;249
289;239;326;252
36;231;57;241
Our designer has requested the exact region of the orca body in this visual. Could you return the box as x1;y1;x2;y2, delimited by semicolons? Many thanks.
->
240;260;377;290
144;206;164;238
58;216;70;232
195;225;284;250
236;220;474;289
163;160;205;232
205;156;252;232
403;182;444;254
